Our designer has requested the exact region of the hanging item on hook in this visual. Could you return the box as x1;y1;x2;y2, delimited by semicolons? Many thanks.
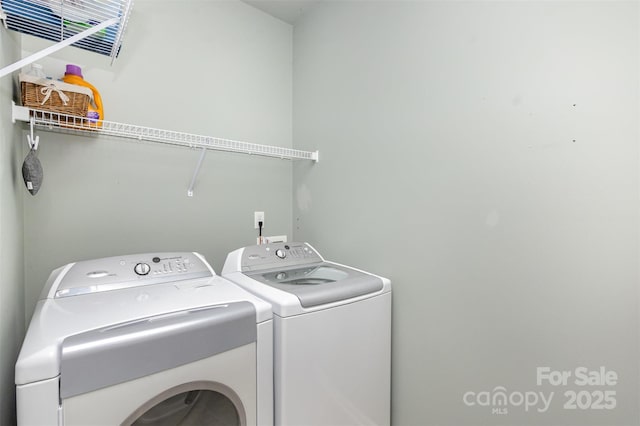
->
22;117;43;195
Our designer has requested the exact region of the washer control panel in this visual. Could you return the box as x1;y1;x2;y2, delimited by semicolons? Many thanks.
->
51;252;213;298
241;242;323;272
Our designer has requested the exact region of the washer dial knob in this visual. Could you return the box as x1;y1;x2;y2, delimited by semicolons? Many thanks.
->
275;249;286;259
134;263;151;276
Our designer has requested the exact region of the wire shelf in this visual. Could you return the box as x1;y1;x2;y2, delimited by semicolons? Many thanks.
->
0;0;132;59
12;104;320;162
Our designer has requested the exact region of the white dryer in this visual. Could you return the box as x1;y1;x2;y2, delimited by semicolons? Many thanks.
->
222;242;391;426
16;252;273;426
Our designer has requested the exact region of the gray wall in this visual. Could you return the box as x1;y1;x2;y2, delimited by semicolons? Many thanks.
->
21;0;294;320
293;1;639;425
0;28;24;426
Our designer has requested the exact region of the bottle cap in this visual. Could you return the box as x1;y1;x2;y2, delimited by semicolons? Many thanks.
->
65;64;83;78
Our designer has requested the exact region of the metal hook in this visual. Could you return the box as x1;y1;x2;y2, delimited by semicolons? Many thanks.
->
27;116;39;151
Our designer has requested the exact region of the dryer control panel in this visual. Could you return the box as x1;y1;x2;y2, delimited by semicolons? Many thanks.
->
240;242;323;272
47;252;213;299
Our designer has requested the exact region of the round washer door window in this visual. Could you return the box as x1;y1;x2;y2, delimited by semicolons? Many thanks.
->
127;388;243;426
123;384;246;426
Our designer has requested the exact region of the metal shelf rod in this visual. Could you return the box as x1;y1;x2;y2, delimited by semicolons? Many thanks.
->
12;103;320;163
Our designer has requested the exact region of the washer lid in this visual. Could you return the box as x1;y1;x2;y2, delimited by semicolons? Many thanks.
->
247;263;383;308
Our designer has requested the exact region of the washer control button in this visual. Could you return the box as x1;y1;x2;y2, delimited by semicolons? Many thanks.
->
152;257;161;263
134;263;151;276
275;249;286;259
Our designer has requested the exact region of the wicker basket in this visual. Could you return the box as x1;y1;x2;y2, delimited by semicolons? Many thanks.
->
20;74;92;117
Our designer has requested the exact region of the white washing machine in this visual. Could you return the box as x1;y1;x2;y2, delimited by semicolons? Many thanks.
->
16;252;273;426
222;242;391;426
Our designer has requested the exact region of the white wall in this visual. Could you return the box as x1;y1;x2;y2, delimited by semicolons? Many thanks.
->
0;28;24;426
293;1;638;425
21;0;294;320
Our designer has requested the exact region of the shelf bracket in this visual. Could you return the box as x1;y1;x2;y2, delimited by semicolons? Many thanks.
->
187;148;207;197
12;102;29;123
0;17;119;80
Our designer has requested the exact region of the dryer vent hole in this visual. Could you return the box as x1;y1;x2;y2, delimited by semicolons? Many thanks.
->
131;390;240;425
